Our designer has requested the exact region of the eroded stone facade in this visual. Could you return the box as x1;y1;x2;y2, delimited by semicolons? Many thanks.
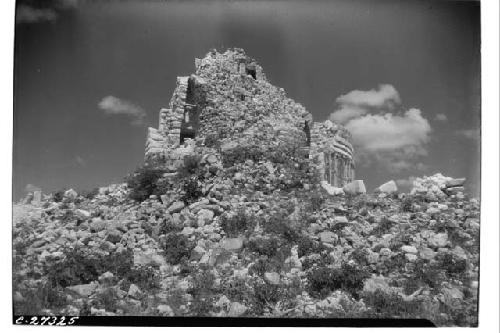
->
145;48;355;186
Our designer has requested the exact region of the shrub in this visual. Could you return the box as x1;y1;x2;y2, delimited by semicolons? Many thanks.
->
52;190;65;203
126;164;166;202
264;214;300;243
246;237;279;257
123;265;161;291
252;280;281;314
81;187;99;200
221;145;264;168
13;281;66;315
44;247;134;288
362;289;423;318
180;176;203;204
162;234;193;265
307;264;370;299
220;209;254;237
188;270;216;317
178;154;202;178
204;134;220;148
308;192;325;212
297;236;323;258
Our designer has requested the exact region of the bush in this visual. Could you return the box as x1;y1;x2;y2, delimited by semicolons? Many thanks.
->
52;190;65;203
220;209;254;237
308;192;325;212
126;163;166;202
307;264;370;299
162;234;193;265
123;266;161;291
81;187;99;200
13;281;66;315
204;134;220;148
264;214;300;243
252;280;281;314
180;176;203;204
362;289;423;318
246;237;279;257
44;248;134;288
221;145;265;168
188;270;216;317
178;154;202;178
297;236;323;258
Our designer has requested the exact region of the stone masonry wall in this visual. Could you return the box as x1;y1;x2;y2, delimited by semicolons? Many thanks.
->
145;48;355;186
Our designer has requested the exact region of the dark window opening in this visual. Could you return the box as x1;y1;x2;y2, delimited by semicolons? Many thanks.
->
246;67;257;80
240;94;245;101
180;128;196;144
304;121;311;146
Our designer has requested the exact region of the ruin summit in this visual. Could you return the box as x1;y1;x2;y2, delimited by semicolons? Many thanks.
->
145;48;355;188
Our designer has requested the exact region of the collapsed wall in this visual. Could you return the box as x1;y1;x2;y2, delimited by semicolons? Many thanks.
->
145;48;355;187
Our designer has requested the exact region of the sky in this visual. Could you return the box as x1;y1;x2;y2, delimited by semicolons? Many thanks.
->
13;0;480;200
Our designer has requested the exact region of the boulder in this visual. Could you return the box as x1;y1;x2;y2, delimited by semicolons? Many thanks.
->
75;209;91;219
128;284;142;299
190;245;206;261
105;229;123;244
264;272;280;285
320;181;344;196
401;245;418;254
376;180;398;194
167;201;185;214
89;218;107;232
319;231;338;244
64;188;78;200
428;232;448;248
445;178;466;188
342;180;366;195
157;304;174;316
220;238;243;251
197;209;214;227
441;286;464;309
228;302;247;317
67;283;98;297
419;247;436;260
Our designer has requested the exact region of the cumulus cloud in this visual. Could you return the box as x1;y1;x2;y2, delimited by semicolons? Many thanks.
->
435;113;448;122
345;109;431;151
336;84;401;108
16;1;79;24
16;5;57;24
98;96;146;126
329;85;431;173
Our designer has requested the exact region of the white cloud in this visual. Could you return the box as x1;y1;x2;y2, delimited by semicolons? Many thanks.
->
435;113;448;122
98;96;146;126
330;106;367;124
345;109;431;152
16;1;79;24
16;5;57;24
329;85;431;174
336;84;401;108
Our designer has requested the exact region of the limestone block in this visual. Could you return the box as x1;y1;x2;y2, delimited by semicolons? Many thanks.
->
376;180;398;194
343;180;366;195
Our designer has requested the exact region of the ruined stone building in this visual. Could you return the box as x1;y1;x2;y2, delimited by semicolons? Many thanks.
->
145;48;355;187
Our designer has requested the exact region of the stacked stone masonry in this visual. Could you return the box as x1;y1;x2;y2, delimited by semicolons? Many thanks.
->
145;48;355;187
